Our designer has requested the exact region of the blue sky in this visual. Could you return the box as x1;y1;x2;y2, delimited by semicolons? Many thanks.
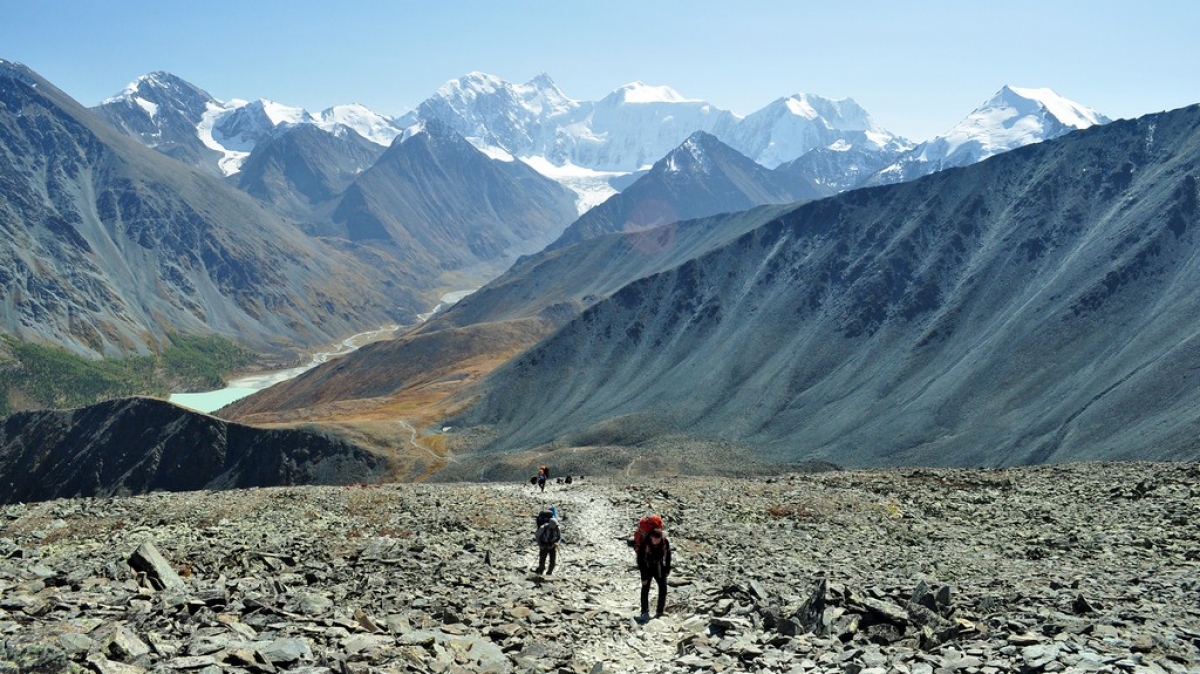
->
3;0;1196;142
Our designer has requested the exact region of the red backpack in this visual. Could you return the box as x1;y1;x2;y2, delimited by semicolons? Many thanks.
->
632;515;664;550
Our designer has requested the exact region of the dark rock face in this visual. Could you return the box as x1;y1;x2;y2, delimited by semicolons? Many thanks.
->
0;462;1195;672
454;105;1200;467
0;397;388;504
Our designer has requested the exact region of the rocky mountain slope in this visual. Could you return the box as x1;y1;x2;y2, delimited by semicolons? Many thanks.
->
0;60;425;358
449;104;1200;468
217;205;795;426
328;120;578;274
1;462;1196;672
233;123;384;220
547;132;815;251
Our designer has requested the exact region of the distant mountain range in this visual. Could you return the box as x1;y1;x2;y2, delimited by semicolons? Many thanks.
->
0;61;578;358
5;55;1162;501
2;59;1109;360
220;100;1200;477
91;70;1107;211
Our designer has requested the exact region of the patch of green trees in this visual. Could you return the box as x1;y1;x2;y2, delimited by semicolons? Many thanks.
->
0;334;258;416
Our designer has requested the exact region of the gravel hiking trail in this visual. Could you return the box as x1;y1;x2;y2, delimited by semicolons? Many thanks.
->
487;481;691;673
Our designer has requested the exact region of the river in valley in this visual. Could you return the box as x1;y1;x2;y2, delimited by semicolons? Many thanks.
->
169;290;476;414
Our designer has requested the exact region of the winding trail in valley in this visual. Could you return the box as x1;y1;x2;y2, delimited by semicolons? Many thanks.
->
396;420;456;465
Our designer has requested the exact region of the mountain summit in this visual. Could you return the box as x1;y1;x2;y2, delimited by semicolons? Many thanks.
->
871;85;1110;184
409;72;911;174
91;71;225;172
548;131;803;250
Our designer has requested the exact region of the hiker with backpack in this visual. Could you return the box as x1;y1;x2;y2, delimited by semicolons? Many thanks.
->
534;507;561;575
632;515;672;623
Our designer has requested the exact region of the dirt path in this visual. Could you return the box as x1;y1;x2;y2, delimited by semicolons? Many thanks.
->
396;420;455;464
486;481;688;672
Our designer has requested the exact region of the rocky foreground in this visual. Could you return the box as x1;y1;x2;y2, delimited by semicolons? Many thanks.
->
1;461;1198;673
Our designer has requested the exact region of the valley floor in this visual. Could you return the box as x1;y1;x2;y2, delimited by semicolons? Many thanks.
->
1;462;1198;673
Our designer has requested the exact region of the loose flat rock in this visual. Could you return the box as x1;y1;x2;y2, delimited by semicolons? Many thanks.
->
0;462;1196;672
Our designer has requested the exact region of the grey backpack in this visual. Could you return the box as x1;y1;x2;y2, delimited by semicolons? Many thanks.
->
536;519;561;546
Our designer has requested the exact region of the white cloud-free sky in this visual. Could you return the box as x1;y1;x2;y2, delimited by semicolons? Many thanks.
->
3;0;1196;142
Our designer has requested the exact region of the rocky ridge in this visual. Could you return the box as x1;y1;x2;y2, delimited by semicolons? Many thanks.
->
1;461;1197;673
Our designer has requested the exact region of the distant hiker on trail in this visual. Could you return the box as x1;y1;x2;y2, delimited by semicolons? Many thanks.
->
536;465;549;492
534;508;561;575
633;515;671;623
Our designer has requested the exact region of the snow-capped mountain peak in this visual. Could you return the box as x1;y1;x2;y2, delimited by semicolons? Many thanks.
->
918;85;1110;164
98;71;217;125
516;73;574;118
663;132;714;174
869;85;1110;186
102;71;199;105
610;81;698;104
1000;85;1108;129
317;103;403;146
435;71;506;101
254;99;311;126
729;92;911;169
424;71;576;119
778;93;872;130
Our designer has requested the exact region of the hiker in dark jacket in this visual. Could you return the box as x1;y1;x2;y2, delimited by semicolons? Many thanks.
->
535;512;561;575
636;526;671;621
